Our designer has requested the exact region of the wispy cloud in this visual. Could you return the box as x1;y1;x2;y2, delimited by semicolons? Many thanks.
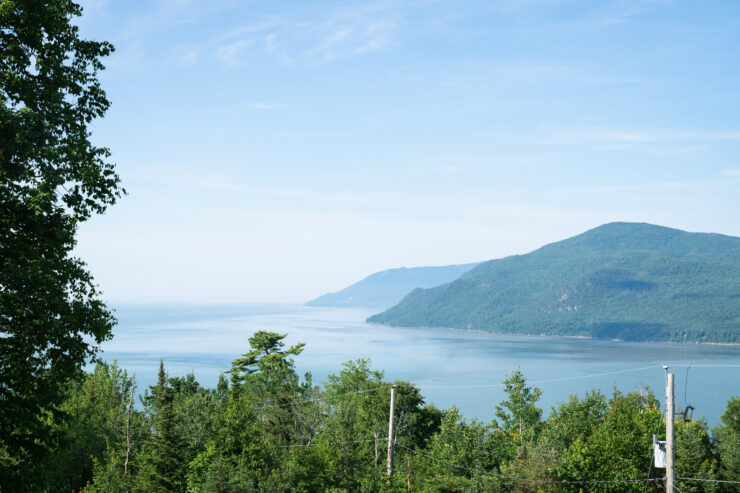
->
179;48;201;65
573;181;698;194
313;28;353;61
115;0;230;42
588;0;672;25
211;2;402;67
216;39;255;67
592;143;709;160
551;128;740;145
721;169;740;178
354;20;396;54
414;153;533;173
223;22;281;39
309;19;396;61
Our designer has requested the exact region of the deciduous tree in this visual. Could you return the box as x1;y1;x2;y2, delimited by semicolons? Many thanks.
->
1;0;121;487
494;369;543;446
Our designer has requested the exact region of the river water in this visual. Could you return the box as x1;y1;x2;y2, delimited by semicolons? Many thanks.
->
99;303;740;425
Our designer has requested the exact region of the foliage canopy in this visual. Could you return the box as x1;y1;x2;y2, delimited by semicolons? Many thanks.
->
0;0;121;484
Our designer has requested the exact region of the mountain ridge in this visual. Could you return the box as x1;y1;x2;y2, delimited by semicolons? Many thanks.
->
305;262;481;309
367;222;740;343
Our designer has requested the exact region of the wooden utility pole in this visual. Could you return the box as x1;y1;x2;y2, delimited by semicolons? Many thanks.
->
666;371;675;493
387;385;396;477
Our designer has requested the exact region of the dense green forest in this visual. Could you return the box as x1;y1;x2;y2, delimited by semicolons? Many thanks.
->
369;223;740;343
2;332;737;492
306;263;480;309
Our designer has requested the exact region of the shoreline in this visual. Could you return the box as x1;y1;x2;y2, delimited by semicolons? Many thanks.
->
365;320;740;347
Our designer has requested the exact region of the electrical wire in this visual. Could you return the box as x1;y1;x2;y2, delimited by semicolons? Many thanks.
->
676;476;740;485
682;364;740;368
644;412;667;493
253;382;396;411
255;380;423;411
418;364;660;389
277;437;384;448
642;432;658;493
202;363;737;488
392;468;433;482
529;365;660;385
247;363;735;412
683;364;690;406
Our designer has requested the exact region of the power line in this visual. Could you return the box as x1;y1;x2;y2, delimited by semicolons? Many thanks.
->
397;444;659;485
642;426;662;493
254;382;396;411
421;364;660;390
683;364;690;406
392;468;433;483
255;380;426;411
277;437;384;448
250;362;735;411
683;364;740;368
529;365;660;385
676;476;740;485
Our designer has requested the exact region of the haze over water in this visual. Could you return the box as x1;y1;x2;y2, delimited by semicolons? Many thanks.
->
101;304;740;426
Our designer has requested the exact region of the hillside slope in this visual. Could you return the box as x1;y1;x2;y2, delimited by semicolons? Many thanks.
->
368;223;740;343
306;263;480;309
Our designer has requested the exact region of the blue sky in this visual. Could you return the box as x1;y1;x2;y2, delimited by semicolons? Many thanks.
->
73;0;740;303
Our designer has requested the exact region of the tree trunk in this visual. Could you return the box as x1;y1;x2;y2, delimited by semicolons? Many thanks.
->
124;380;135;480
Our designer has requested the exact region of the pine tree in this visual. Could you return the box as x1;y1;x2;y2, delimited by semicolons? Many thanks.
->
136;361;182;492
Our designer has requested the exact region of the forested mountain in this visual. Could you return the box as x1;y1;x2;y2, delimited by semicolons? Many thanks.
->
368;223;740;343
306;263;480;309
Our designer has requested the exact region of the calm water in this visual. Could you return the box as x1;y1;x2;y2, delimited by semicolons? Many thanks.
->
99;303;740;426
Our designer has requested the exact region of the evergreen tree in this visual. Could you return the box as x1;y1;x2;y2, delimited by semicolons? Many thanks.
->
674;418;719;493
187;332;313;491
136;361;182;493
228;331;309;444
712;397;740;488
